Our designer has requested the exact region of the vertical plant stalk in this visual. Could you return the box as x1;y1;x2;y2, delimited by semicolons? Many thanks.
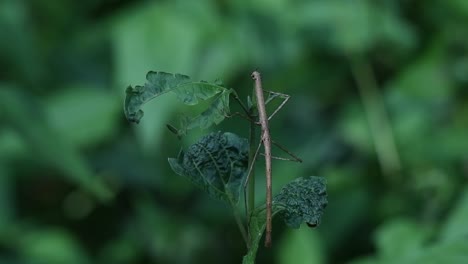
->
349;55;402;182
251;70;273;247
233;90;257;249
232;203;249;246
247;96;257;222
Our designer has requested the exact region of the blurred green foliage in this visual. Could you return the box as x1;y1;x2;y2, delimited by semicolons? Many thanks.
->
1;0;467;263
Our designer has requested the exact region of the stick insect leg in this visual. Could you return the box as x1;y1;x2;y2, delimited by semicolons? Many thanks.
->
224;111;253;122
259;139;303;162
261;90;303;163
271;139;302;163
263;90;290;121
263;154;300;162
232;91;251;116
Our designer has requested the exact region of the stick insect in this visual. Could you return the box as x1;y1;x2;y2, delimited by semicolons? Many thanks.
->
239;71;302;248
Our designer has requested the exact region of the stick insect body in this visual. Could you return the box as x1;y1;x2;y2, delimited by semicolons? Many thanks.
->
232;71;302;248
251;71;273;247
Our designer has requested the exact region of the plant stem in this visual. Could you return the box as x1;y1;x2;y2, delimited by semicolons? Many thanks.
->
232;86;257;248
232;203;249;247
348;54;402;183
245;81;258;248
247;99;257;221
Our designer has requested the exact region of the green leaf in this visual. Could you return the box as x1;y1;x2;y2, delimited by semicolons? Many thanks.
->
274;176;328;228
182;90;231;129
168;131;249;204
124;71;232;133
374;218;430;260
243;177;327;263
44;86;121;148
0;87;113;202
18;228;91;264
290;1;416;53
441;187;468;242
399;238;468;264
277;226;325;264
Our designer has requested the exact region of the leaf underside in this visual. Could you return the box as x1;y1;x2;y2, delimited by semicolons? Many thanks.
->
168;131;249;204
124;71;232;133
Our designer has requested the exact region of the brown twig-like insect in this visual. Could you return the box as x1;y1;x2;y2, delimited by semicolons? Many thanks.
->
251;71;274;247
233;71;302;248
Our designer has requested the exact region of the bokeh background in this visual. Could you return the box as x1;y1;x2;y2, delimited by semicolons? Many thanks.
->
1;0;468;263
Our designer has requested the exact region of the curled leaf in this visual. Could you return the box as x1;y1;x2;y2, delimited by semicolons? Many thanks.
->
124;71;232;132
168;131;248;204
243;177;327;263
124;72;190;123
274;176;328;228
178;89;232;135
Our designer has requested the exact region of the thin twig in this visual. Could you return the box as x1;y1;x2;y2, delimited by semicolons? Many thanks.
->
251;70;273;247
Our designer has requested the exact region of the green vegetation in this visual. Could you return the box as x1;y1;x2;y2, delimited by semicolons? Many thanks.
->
1;0;468;263
124;71;327;263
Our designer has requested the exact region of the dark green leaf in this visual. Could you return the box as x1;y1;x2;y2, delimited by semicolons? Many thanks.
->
168;131;248;204
244;177;327;263
124;71;232;132
274;176;328;228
